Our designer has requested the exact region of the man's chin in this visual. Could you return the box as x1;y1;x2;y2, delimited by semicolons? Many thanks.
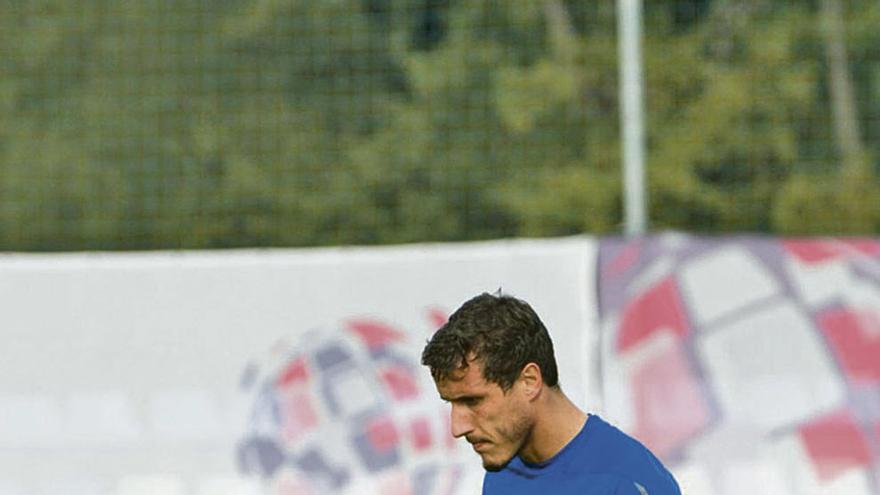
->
481;454;513;472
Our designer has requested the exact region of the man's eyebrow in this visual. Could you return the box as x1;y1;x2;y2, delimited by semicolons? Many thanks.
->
440;393;482;402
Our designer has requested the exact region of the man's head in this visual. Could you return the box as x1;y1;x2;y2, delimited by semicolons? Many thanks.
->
420;292;559;470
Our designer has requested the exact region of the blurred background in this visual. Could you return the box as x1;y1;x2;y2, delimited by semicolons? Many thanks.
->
2;0;879;252
2;1;880;494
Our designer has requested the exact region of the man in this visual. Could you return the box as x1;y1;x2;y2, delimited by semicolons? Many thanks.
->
421;292;680;494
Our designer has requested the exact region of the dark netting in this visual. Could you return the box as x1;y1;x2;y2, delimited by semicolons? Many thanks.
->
0;1;878;251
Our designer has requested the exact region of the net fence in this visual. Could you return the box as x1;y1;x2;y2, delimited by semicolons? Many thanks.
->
1;0;878;251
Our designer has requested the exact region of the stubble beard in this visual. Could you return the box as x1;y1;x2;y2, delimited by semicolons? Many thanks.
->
481;411;533;472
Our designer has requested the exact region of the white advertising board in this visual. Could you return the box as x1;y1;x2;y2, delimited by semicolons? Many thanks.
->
0;237;599;495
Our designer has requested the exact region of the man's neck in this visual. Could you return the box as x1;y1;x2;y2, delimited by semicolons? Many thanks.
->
518;389;588;464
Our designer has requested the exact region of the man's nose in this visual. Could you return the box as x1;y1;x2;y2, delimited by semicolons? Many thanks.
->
449;404;474;439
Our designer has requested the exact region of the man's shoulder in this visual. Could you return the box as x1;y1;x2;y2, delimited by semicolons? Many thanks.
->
565;415;656;467
482;416;680;495
482;471;655;495
569;416;681;495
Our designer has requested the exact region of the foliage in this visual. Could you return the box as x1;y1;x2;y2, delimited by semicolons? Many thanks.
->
1;0;878;250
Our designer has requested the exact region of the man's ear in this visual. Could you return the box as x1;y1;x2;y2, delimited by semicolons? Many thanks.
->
519;362;543;399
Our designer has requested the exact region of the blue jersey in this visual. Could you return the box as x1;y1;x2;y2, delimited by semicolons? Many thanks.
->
482;415;680;495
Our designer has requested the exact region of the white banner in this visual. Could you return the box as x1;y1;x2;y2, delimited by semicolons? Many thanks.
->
0;237;599;495
598;234;880;495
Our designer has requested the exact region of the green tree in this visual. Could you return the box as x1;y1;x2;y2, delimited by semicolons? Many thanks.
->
2;0;879;250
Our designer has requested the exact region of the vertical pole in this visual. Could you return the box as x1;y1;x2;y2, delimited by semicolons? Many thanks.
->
617;0;647;236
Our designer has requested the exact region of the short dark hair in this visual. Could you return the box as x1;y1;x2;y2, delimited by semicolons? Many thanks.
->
421;292;559;391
